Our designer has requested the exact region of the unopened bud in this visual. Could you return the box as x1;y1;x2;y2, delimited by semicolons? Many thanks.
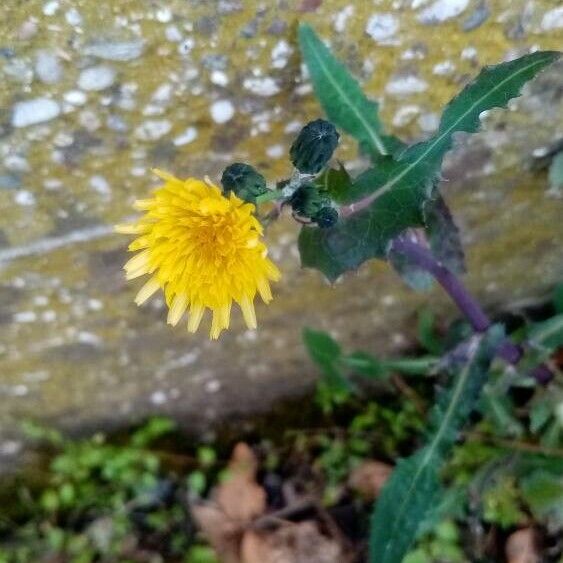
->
290;119;339;175
221;163;268;204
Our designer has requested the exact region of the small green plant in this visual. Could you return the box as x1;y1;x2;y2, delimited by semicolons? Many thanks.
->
1;418;219;563
305;290;563;561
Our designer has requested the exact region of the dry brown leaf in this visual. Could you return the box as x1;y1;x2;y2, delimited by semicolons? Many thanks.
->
241;522;346;563
191;503;241;563
505;528;540;563
193;443;349;563
240;530;276;563
216;442;267;523
348;460;393;501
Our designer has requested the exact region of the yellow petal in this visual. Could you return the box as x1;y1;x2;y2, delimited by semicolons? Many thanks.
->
135;277;160;305
167;294;187;326
265;259;281;281
124;250;150;277
152;168;178;182
115;223;144;234
240;295;257;330
188;304;205;333
133;199;154;211
210;309;222;339
219;304;231;331
257;277;272;303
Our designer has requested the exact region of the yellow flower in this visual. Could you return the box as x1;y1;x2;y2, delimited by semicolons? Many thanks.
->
116;170;280;339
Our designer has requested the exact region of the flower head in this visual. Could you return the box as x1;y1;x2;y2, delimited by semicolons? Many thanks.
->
116;170;280;339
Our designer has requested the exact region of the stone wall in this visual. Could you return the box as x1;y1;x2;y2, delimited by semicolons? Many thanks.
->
0;0;562;467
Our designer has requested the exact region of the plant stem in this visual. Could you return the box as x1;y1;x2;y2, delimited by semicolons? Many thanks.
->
390;236;553;384
467;431;563;458
255;189;286;205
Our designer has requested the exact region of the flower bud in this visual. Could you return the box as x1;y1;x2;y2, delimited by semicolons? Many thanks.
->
313;206;338;228
289;119;340;175
221;163;268;204
290;183;330;218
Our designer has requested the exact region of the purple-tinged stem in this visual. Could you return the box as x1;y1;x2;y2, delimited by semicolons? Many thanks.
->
390;236;553;384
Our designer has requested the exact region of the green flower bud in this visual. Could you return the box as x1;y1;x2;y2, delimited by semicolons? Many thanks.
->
290;183;331;218
220;163;268;204
313;207;338;228
289;119;340;175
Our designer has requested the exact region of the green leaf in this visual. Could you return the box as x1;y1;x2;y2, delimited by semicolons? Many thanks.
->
521;470;563;526
343;351;385;378
131;417;176;448
481;391;524;438
369;326;503;563
299;51;560;281
381;357;438;376
418;310;443;355
529;400;552;434
528;313;563;351
298;24;391;157
299;156;427;281
548;151;563;191
303;328;352;393
343;350;437;379
554;284;563;314
315;163;354;203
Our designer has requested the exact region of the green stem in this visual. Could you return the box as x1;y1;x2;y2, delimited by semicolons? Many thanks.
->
255;189;286;205
381;357;439;375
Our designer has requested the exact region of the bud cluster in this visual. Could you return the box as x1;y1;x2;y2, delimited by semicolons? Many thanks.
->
220;119;341;228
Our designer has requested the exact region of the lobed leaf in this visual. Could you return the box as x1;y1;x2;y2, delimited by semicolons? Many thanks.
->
299;51;560;281
369;326;503;563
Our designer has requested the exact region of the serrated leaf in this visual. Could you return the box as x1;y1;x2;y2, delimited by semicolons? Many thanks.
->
298;24;391;157
369;326;503;563
299;156;428;281
299;51;560;281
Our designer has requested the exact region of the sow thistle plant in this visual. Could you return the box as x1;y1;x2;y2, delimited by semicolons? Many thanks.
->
118;24;561;562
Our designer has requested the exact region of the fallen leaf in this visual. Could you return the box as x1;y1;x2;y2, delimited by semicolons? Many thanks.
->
348;460;393;501
193;443;349;563
505;528;540;563
216;443;267;523
241;522;345;563
191;503;241;563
